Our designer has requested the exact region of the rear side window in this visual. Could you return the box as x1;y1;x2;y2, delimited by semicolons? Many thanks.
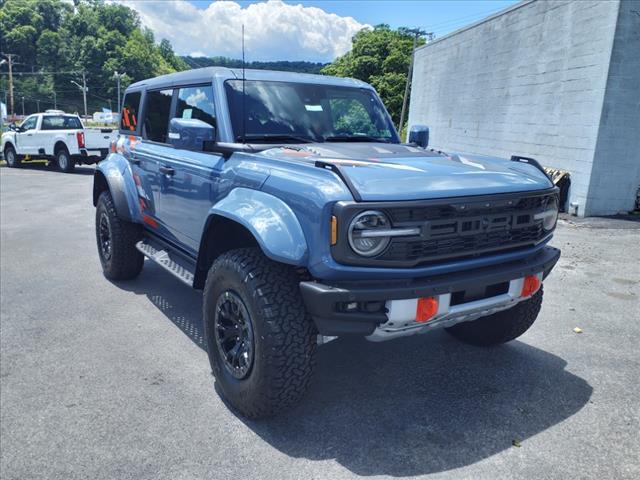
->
142;89;173;143
120;91;141;133
175;85;216;128
42;116;82;130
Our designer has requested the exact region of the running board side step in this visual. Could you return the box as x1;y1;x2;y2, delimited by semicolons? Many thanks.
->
136;240;195;287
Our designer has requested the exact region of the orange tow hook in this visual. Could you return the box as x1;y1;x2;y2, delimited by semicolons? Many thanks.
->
521;275;541;297
416;297;439;323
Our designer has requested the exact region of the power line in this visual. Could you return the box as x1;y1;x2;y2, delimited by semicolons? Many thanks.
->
0;70;81;76
423;5;513;31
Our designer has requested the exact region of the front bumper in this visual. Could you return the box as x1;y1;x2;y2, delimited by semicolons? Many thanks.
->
79;148;109;159
300;246;560;337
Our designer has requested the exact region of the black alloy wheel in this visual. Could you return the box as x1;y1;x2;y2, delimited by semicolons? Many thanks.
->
98;212;112;261
214;290;255;380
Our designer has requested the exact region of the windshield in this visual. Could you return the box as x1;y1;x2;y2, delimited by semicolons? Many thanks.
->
225;80;399;143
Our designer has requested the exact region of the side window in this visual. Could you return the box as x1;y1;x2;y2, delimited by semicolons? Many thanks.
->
174;85;216;128
41;117;56;130
142;89;173;143
42;116;82;130
120;91;141;133
21;116;37;131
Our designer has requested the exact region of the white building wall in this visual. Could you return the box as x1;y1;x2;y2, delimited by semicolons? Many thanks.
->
587;0;640;215
407;0;636;216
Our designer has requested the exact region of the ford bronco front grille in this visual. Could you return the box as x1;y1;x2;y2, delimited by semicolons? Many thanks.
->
331;189;558;268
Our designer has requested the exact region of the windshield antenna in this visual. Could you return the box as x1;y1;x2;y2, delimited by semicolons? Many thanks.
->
241;24;246;144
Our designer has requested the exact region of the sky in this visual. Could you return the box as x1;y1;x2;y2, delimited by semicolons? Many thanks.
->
118;0;520;62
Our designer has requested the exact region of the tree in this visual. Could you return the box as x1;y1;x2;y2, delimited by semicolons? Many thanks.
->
0;0;188;116
322;24;426;127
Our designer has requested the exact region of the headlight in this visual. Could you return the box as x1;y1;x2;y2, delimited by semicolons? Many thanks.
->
535;196;559;231
348;210;391;257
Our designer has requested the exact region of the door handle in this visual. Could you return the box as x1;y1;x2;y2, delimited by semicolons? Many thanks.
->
159;166;175;176
27;133;33;136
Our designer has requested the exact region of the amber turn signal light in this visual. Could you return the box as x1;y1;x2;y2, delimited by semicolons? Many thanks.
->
521;275;541;297
416;297;439;322
330;215;338;245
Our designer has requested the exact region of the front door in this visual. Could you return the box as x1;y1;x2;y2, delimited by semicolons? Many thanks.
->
16;116;39;155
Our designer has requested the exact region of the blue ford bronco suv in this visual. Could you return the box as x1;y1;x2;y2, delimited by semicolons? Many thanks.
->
93;67;560;418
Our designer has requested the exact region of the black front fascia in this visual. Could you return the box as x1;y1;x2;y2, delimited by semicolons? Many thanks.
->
331;188;559;268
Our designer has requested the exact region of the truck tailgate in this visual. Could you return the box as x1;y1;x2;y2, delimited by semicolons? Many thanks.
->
84;129;117;150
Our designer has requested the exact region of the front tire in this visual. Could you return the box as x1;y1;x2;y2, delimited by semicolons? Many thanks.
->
95;190;144;280
445;288;543;346
55;147;75;173
4;145;20;168
203;248;316;419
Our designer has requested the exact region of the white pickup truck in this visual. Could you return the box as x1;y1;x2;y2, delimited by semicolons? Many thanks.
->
1;112;117;172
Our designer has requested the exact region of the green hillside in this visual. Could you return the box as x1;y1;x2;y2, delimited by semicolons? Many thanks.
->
182;56;326;74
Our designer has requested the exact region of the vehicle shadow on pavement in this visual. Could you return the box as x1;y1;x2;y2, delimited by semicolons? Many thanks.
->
1;162;95;175
117;262;592;476
114;261;206;349
244;334;592;476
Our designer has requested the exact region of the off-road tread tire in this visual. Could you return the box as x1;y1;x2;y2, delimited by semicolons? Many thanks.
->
95;190;144;280
4;145;21;168
203;247;316;419
55;147;75;173
445;287;543;346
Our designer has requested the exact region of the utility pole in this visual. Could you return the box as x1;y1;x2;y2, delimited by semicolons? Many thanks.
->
0;53;17;116
113;71;125;112
82;71;87;118
71;73;88;118
36;99;40;112
21;96;25;116
398;29;431;139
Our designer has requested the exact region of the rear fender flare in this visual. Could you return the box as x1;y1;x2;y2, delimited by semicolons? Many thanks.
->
93;154;142;223
203;187;308;265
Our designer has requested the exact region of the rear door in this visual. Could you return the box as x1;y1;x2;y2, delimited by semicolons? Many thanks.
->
117;90;165;234
133;88;178;244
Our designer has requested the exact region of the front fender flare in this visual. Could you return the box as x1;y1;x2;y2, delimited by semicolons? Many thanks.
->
93;154;142;223
207;188;308;265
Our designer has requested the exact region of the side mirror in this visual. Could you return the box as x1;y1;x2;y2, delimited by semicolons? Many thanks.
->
8;122;18;132
408;125;429;149
168;118;215;151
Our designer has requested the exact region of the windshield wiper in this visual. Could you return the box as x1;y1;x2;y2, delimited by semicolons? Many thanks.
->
236;134;315;144
324;135;391;143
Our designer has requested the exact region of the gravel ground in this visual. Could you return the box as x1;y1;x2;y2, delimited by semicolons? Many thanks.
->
1;164;639;480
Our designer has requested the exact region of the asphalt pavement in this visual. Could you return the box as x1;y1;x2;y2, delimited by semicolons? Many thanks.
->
1;163;639;479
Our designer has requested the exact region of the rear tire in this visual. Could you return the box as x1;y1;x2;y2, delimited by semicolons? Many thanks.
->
203;248;316;419
4;145;20;168
445;288;543;346
95;190;144;280
55;147;75;173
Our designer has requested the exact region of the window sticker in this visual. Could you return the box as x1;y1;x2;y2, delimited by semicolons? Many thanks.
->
304;104;323;112
182;108;193;119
